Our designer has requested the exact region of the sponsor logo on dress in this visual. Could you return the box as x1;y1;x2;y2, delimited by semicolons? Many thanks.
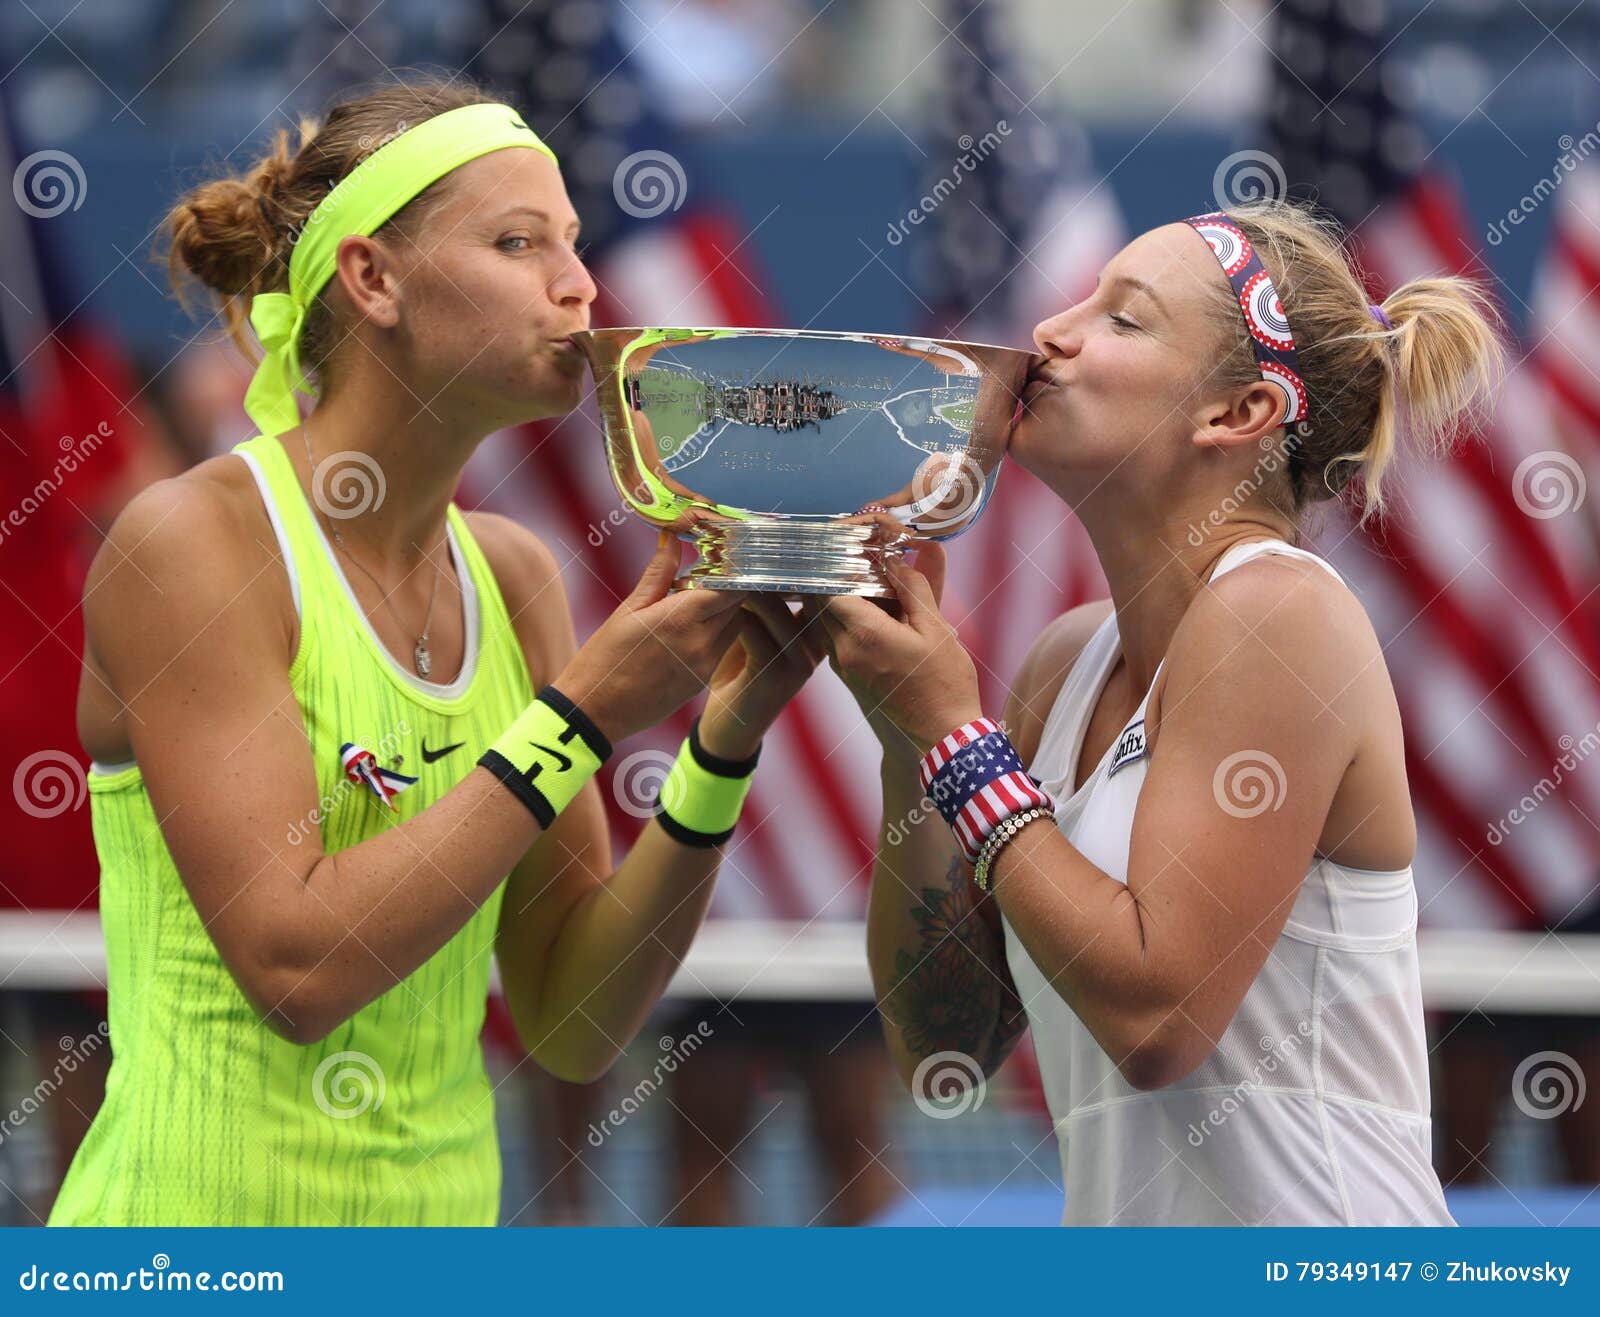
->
1107;720;1147;778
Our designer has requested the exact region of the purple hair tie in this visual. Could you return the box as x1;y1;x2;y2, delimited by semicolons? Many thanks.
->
1369;303;1392;330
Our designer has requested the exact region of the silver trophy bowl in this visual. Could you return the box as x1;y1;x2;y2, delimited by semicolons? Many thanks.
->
572;327;1039;597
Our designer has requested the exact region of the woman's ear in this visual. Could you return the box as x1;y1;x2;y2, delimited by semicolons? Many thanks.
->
1191;379;1285;456
331;233;403;330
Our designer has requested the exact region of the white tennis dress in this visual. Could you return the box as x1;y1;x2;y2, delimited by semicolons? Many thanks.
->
1002;538;1454;1226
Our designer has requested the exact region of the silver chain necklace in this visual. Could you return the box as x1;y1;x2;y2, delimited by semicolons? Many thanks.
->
300;425;445;678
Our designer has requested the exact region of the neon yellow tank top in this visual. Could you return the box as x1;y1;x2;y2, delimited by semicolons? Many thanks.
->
50;432;534;1226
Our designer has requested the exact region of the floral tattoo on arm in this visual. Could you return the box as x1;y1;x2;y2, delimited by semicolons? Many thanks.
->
885;853;1028;1073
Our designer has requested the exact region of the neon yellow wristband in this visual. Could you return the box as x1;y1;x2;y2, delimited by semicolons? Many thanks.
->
478;686;611;826
656;718;760;847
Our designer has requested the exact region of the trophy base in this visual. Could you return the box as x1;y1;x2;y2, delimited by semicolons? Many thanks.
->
672;518;906;598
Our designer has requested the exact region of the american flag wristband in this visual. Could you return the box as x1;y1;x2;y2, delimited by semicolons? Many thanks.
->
918;718;1054;862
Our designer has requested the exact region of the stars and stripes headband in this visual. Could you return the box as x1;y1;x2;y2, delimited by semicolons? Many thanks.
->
244;102;559;437
1181;212;1309;426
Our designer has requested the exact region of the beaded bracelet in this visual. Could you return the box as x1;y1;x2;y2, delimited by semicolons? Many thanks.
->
973;806;1054;892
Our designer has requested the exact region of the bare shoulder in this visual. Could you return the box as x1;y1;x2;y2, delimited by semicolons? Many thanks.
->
1156;552;1382;740
93;450;272;561
84;454;293;674
461;510;575;686
1153;550;1412;867
1004;598;1115;764
1183;553;1375;680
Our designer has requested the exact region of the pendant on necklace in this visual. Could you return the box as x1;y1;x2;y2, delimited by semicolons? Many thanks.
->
414;641;432;678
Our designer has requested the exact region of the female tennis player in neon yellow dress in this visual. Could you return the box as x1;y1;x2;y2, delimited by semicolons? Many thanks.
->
53;78;817;1226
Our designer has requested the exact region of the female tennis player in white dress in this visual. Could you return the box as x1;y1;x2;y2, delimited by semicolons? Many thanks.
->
813;199;1504;1225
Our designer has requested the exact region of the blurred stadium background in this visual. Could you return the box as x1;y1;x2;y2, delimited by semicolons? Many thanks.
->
3;0;1600;1226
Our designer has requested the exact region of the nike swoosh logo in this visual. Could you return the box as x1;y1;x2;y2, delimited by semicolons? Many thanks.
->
421;740;465;764
526;740;573;772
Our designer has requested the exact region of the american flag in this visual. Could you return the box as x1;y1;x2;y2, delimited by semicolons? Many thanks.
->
0;79;146;915
1531;161;1600;556
912;0;1115;725
1264;0;1600;931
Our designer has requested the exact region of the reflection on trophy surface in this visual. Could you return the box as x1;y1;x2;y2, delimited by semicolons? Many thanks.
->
572;328;1038;597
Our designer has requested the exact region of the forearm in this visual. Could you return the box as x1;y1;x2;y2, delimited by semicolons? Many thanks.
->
988;822;1183;1078
257;766;547;1040
518;820;722;1076
868;753;1026;1081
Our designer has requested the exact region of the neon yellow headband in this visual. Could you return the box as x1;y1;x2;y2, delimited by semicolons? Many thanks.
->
244;101;559;435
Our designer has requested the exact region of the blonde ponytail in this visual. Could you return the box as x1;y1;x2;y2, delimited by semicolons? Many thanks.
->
1363;277;1507;509
1210;200;1508;520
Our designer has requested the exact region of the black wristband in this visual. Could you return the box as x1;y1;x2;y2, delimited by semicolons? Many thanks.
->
537;683;614;763
477;686;612;826
477;749;556;828
653;806;736;849
687;716;761;778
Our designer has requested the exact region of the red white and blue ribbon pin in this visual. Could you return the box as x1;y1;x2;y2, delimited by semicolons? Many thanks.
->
341;742;418;812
